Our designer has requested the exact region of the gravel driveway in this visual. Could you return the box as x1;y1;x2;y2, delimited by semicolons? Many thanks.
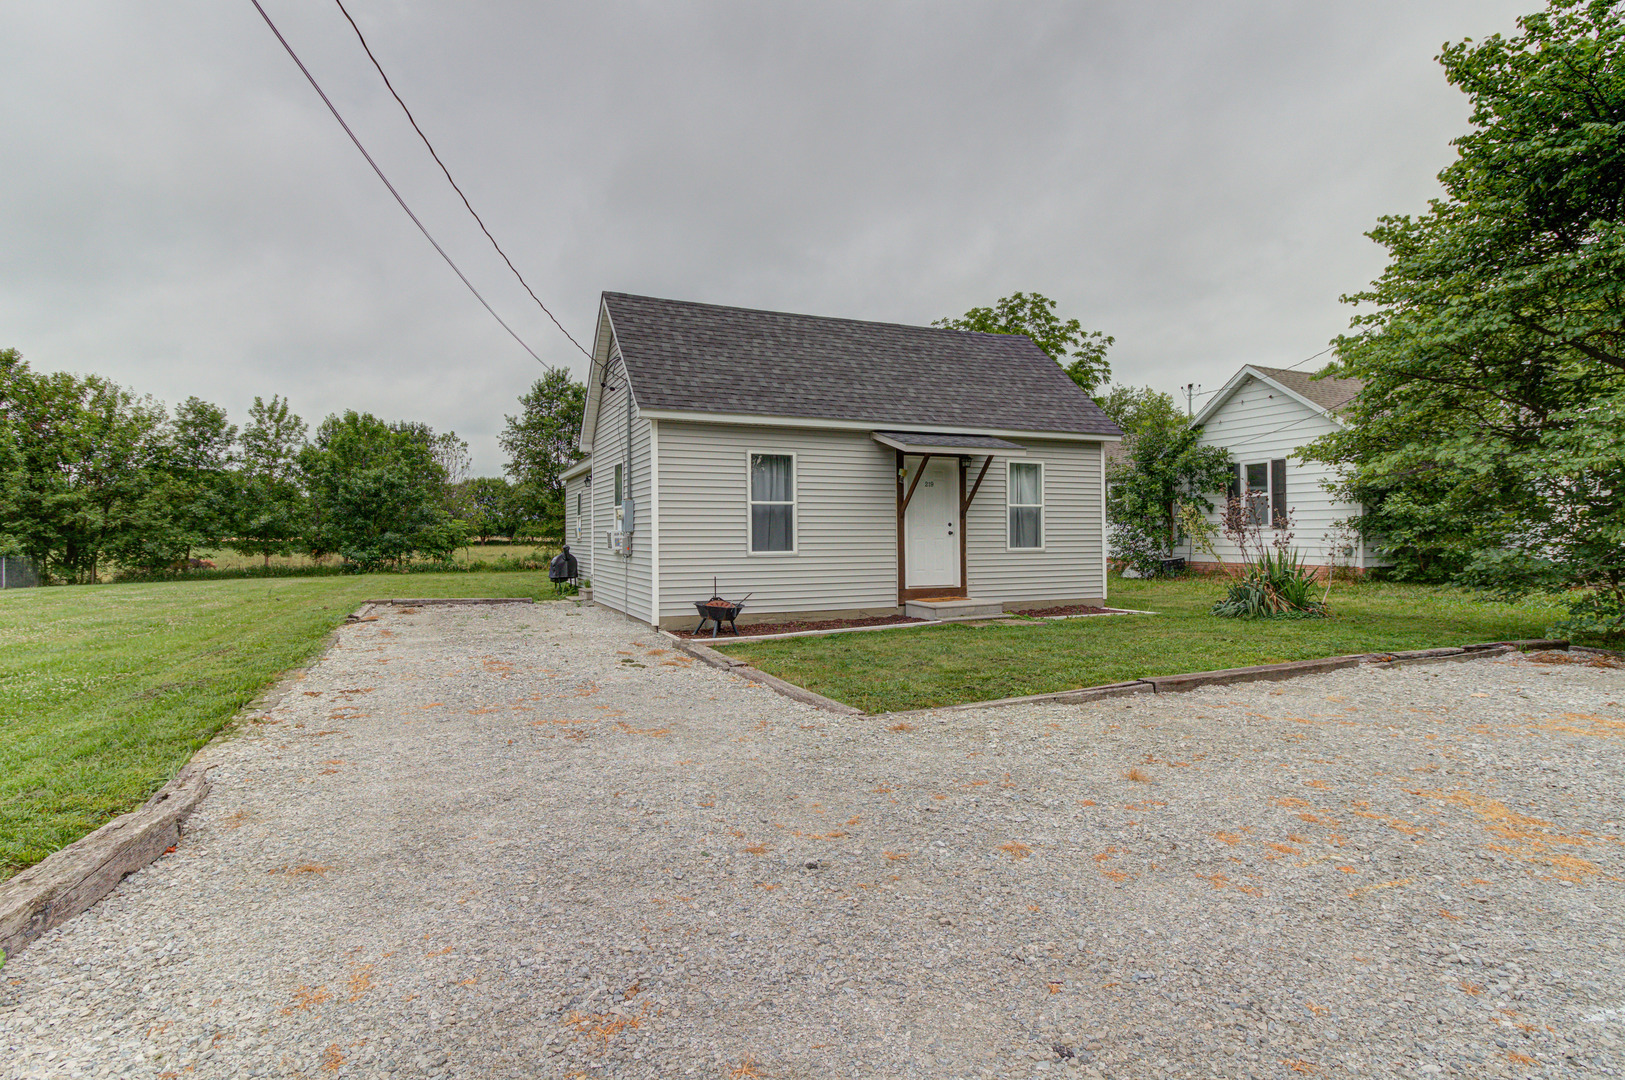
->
2;601;1623;1080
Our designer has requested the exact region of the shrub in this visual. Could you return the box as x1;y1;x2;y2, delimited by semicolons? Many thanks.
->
1210;496;1329;619
1109;521;1170;577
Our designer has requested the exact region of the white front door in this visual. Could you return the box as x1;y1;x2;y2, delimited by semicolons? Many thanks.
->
904;457;960;589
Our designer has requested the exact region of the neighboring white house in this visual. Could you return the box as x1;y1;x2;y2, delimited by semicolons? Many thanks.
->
572;292;1124;631
1181;364;1381;571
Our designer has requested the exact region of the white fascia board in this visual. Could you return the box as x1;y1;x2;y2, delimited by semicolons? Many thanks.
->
561;456;593;482
635;408;1120;443
1191;365;1346;430
579;300;625;452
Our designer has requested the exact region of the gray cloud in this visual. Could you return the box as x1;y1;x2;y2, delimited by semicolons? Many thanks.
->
0;1;1529;470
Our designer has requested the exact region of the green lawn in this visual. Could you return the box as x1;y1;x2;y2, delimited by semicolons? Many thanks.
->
0;572;556;882
190;540;558;573
720;576;1567;714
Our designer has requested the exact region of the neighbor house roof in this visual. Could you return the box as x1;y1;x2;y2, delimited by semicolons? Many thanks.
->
1246;365;1363;414
594;293;1123;438
1190;363;1364;429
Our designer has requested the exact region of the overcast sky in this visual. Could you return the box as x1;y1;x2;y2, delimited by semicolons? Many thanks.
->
1;1;1530;472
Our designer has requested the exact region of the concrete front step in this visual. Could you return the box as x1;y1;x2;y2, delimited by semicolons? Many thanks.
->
904;597;1004;621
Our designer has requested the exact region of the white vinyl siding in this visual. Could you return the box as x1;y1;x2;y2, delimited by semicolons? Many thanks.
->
587;352;654;622
563;470;594;579
1186;374;1376;568
966;440;1106;605
657;422;897;622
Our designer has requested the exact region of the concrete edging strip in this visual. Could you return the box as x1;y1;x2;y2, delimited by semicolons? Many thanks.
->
0;763;213;961
1141;654;1368;694
661;632;863;716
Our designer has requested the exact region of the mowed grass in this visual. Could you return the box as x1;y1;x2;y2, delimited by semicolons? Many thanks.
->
0;572;554;881
721;576;1567;714
191;540;558;573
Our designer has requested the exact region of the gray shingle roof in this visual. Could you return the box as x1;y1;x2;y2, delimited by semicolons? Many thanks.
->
602;293;1122;437
1250;365;1363;414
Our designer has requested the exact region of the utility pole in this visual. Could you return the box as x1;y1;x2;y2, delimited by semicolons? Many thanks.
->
1184;383;1200;417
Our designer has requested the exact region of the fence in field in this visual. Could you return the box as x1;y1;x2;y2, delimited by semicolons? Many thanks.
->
1;557;40;589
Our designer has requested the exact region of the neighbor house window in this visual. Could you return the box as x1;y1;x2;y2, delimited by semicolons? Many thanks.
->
1008;461;1043;549
1236;459;1288;527
749;453;795;553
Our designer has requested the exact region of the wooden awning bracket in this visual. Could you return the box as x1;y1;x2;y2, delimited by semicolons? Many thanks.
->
962;454;994;515
900;453;933;512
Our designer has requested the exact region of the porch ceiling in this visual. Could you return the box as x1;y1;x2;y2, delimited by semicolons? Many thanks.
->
871;430;1027;455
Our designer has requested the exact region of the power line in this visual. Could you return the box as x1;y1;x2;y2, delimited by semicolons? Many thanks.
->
247;0;556;368
1185;345;1342;407
332;0;591;362
1282;344;1335;372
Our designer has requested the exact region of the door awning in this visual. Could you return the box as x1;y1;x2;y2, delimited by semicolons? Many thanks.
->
871;431;1027;456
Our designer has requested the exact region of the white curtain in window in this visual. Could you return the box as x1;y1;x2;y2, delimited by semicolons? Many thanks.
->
1009;463;1041;506
1009;463;1042;548
750;454;794;552
751;454;793;502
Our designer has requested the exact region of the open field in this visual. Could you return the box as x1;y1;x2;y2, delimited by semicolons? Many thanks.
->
186;541;559;574
721;577;1569;713
0;573;556;882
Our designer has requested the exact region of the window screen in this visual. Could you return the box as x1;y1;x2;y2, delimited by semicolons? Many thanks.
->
1008;462;1043;549
749;453;795;552
613;464;623;506
1246;462;1270;525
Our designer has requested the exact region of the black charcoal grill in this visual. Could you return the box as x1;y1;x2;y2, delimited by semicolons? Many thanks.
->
694;579;750;637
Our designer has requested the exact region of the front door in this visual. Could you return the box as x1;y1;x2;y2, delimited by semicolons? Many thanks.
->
904;457;960;590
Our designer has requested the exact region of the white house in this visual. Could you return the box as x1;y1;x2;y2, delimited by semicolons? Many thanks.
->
562;292;1124;631
1182;364;1380;571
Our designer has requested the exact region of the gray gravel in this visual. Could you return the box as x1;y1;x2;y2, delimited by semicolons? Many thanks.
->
2;602;1623;1080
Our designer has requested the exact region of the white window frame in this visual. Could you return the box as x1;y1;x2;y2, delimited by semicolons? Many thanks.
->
746;450;798;556
1006;460;1045;551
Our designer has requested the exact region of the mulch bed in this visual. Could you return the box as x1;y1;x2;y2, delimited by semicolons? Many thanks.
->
672;614;926;639
1008;604;1131;618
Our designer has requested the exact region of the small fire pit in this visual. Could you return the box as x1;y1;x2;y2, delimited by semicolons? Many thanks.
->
693;581;750;637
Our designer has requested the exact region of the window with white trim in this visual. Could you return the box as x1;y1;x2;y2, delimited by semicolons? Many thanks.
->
749;453;795;553
1007;461;1043;549
1231;459;1288;527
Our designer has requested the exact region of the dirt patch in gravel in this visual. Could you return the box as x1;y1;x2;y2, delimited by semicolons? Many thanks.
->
670;613;926;638
2;604;1622;1080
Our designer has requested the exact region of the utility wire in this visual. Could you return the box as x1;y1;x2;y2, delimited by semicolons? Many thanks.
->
332;0;591;361
247;0;555;367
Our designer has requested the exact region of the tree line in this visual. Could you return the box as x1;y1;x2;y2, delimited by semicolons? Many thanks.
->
0;350;585;582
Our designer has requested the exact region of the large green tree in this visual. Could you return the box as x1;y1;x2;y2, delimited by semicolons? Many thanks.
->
1096;384;1184;438
500;369;587;539
2;355;170;582
934;292;1114;395
1307;0;1625;635
232;395;309;567
300;412;465;570
1104;392;1233;573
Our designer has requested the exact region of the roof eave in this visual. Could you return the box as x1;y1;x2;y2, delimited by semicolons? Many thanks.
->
635;407;1121;441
